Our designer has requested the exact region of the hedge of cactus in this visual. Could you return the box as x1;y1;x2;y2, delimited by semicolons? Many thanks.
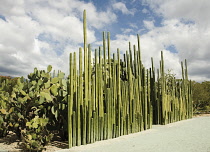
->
67;10;193;148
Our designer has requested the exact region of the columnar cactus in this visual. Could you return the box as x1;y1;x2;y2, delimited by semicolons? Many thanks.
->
67;10;193;148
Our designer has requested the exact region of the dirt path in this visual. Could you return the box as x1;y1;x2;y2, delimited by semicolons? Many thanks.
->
57;115;210;152
1;115;210;152
0;132;67;152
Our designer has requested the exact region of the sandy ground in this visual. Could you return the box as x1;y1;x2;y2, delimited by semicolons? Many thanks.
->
0;133;68;152
57;115;210;152
1;114;210;152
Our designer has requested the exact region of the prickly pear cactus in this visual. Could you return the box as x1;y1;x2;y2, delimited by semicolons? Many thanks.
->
0;91;10;137
0;65;68;151
21;116;53;151
0;77;18;137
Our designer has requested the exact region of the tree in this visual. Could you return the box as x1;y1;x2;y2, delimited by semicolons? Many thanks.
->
192;81;210;112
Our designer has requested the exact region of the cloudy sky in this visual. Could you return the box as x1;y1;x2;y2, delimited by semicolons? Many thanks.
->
0;0;209;82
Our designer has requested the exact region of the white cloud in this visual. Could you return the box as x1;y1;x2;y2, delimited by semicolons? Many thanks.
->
112;2;135;15
141;19;210;80
145;0;210;29
28;0;117;30
107;15;210;81
142;8;149;14
143;20;155;30
0;0;117;77
138;0;210;81
0;0;25;17
121;28;133;34
129;23;138;29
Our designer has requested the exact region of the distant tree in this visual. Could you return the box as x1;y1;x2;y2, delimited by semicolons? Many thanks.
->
0;75;11;83
192;81;210;112
0;76;19;94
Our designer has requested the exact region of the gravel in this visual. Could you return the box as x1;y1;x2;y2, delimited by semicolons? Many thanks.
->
57;115;210;152
1;115;210;152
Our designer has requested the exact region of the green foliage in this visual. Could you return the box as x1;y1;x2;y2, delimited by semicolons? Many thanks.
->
47;65;52;73
0;65;68;151
21;116;53;152
0;79;14;137
164;69;176;94
0;97;10;137
192;81;210;112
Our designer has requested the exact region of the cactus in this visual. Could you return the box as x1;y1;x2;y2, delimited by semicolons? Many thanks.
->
21;116;53;151
0;64;69;151
66;10;192;148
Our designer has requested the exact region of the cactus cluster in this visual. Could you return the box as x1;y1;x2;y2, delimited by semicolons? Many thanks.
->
67;10;193;148
0;67;68;151
152;53;193;125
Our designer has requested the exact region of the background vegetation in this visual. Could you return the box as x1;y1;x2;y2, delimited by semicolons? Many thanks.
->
192;81;210;113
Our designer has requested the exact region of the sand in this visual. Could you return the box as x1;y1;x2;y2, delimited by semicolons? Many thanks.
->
57;115;210;152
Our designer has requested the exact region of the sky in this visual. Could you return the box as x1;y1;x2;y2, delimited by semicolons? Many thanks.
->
0;0;210;82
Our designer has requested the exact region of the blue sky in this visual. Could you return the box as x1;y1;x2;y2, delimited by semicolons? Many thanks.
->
0;0;210;82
